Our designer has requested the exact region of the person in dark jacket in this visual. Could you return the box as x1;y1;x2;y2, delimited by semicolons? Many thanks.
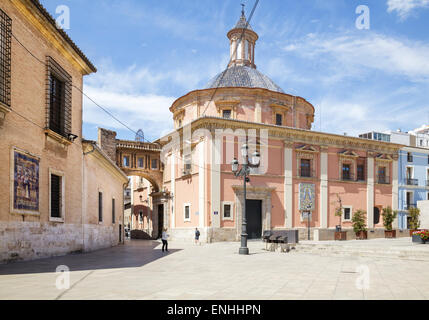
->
194;228;201;245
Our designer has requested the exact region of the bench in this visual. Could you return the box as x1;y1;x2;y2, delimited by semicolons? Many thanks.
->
263;230;298;253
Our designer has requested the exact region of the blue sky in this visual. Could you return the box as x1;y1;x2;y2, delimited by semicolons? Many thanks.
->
40;0;429;141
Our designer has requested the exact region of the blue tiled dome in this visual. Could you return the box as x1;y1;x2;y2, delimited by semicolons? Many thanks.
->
205;65;284;93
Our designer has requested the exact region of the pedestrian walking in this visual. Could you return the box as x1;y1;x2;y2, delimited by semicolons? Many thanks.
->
194;228;200;245
162;228;169;252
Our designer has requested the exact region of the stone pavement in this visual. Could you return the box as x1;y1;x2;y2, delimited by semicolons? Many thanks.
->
0;239;429;300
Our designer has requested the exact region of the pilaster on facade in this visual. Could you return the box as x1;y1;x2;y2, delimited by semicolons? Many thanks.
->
284;141;293;228
367;156;375;229
171;153;176;229
198;140;206;228
320;146;328;228
392;157;399;229
211;136;221;228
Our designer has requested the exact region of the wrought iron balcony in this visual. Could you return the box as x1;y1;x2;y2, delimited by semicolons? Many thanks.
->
405;203;417;210
377;175;390;184
341;172;354;181
405;178;418;186
299;168;316;178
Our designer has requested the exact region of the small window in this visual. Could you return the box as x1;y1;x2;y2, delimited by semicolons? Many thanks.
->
50;174;62;218
342;164;351;180
151;159;158;170
123;156;130;167
275;113;283;126
0;9;12;108
184;205;190;221
178;119;182;127
225;204;231;218
184;154;192;174
112;198;115;224
300;159;311;177
98;192;103;222
222;109;231;119
343;207;352;221
357;164;365;181
407;152;413;162
139;211;143;223
138;157;144;168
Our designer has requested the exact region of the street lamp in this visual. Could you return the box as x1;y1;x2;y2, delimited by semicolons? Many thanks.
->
231;144;261;255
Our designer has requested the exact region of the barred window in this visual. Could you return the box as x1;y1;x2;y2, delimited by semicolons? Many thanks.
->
46;57;72;137
0;9;12;107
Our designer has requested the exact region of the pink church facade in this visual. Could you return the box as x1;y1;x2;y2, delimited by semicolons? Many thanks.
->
139;11;403;241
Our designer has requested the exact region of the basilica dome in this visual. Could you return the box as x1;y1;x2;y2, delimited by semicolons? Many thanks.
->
205;65;285;93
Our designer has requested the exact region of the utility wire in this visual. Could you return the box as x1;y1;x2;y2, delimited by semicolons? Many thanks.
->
11;31;223;173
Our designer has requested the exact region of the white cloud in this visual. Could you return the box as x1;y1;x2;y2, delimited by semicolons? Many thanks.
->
83;85;175;140
387;0;429;19
281;32;429;83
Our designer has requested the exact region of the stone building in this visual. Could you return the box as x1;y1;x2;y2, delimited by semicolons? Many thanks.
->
0;0;127;263
153;10;404;242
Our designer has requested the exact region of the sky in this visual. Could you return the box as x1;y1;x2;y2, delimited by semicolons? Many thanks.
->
40;0;429;142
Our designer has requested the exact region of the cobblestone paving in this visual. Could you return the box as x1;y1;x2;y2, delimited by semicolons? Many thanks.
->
0;239;428;300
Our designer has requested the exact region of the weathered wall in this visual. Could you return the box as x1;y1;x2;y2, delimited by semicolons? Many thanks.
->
418;200;429;229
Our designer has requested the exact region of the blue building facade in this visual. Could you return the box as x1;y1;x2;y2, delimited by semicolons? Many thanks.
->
397;147;429;230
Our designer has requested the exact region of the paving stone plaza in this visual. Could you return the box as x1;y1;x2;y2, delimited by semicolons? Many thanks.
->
1;238;429;300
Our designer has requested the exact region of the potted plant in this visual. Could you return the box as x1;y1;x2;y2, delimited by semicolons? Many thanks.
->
412;230;429;244
382;206;398;238
352;209;367;240
408;207;421;236
334;194;347;241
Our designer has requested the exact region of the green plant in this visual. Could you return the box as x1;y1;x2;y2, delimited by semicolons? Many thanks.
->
408;207;421;230
413;230;429;241
352;209;367;233
382;206;398;231
334;194;343;227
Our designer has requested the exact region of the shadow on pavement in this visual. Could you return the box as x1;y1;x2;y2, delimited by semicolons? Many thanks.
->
0;240;181;275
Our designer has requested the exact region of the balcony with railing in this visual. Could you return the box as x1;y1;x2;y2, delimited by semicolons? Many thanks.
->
405;178;418;186
299;168;316;179
405;203;417;210
341;172;354;182
377;175;390;184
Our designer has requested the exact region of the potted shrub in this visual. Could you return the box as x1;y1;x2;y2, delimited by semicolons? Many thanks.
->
412;230;429;244
408;207;421;236
382;206;398;238
334;194;347;241
352;209;367;240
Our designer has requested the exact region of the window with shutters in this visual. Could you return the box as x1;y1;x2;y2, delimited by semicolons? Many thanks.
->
49;169;65;222
46;57;72;138
0;9;11;109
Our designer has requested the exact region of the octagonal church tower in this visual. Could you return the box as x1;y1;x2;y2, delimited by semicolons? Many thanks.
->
169;9;315;130
157;9;402;243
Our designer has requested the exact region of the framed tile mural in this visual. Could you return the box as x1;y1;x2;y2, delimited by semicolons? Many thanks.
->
299;183;315;212
11;147;40;214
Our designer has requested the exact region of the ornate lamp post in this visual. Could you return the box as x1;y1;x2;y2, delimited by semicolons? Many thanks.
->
231;144;261;255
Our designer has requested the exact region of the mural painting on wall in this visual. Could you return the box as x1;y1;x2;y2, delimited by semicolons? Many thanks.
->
13;149;40;212
299;183;315;212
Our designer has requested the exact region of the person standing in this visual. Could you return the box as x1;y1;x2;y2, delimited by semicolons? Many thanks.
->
194;228;200;245
162;228;169;252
